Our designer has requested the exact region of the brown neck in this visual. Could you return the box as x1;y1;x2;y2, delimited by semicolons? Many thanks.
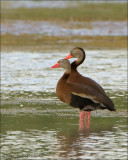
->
71;53;85;70
64;68;71;75
58;68;71;83
58;72;70;86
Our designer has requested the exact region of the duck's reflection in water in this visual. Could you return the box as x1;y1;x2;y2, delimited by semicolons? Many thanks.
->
55;116;119;159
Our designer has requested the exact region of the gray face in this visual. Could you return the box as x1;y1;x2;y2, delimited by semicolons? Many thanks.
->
70;48;84;58
58;59;71;69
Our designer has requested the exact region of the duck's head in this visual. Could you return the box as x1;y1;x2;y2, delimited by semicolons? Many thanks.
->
65;47;85;59
51;59;71;71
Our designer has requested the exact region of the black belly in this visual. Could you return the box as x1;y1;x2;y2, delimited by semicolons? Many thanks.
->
70;93;101;111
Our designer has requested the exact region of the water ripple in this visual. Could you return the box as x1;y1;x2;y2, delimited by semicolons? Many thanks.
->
1;124;127;159
1;50;127;99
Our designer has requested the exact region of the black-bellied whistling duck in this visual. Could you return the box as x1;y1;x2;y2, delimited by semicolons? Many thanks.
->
51;59;115;130
64;47;115;122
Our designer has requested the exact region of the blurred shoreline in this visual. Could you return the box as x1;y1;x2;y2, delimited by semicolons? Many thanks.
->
1;1;127;52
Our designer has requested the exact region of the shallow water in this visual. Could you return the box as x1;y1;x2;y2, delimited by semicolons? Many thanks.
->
1;50;127;159
1;50;127;97
1;20;127;36
1;113;127;160
2;0;127;9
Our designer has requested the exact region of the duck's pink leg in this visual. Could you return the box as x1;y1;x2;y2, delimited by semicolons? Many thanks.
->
85;111;91;131
79;111;85;131
79;111;85;121
86;111;91;120
84;111;90;120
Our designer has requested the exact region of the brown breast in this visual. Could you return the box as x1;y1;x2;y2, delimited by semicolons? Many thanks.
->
56;73;71;104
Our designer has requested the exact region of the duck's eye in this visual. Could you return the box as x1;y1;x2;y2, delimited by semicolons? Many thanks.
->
72;50;75;53
61;60;64;63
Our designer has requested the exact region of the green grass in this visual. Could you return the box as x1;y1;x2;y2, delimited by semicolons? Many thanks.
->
1;3;127;22
1;34;127;52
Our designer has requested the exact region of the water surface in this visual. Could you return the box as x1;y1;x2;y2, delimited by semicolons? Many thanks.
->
1;50;127;97
1;113;127;159
1;50;127;159
2;0;127;9
1;21;127;36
